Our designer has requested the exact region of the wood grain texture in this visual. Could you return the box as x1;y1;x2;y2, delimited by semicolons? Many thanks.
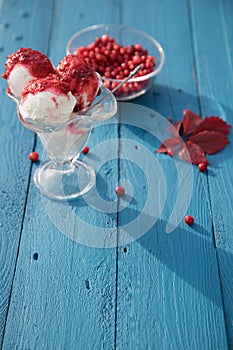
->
2;0;121;349
2;126;119;350
190;0;233;347
116;0;229;349
0;0;54;346
0;0;232;349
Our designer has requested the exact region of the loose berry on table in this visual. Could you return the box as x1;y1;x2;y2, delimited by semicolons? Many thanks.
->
82;146;89;155
198;162;207;172
29;151;39;162
184;215;194;225
115;186;125;196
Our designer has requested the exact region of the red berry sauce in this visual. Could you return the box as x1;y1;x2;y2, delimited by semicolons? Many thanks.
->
2;47;55;80
57;54;99;111
21;75;71;102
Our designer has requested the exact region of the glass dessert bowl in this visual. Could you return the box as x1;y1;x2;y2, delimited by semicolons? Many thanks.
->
8;81;117;201
66;24;165;101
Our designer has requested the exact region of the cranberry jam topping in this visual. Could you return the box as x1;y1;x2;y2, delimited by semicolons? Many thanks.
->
57;54;97;81
57;54;99;109
21;75;71;101
2;47;55;80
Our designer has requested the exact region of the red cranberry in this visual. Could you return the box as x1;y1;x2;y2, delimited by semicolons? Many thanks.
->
111;82;119;90
115;186;125;196
184;215;194;225
120;47;126;55
89;43;95;50
96;53;103;61
198;162;207;172
29;151;39;162
113;43;120;50
135;44;142;51
132;55;141;64
104;80;111;89
101;34;110;43
82;146;89;155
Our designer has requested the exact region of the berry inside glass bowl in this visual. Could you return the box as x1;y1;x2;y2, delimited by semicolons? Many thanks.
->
66;24;165;101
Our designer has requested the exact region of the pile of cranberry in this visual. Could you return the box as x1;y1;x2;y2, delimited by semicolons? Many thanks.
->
74;34;156;98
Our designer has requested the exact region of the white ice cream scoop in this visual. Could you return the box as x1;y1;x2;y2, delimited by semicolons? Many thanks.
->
19;77;77;127
7;65;36;99
2;47;55;99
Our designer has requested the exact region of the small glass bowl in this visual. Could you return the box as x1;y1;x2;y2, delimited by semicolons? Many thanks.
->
66;24;165;101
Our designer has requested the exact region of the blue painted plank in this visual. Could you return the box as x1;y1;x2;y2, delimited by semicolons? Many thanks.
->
1;0;232;349
49;0;124;66
190;0;233;347
0;0;55;346
2;126;119;350
1;0;121;349
116;0;228;349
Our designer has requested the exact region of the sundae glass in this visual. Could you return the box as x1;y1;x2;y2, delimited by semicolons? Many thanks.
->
7;81;117;200
3;48;140;201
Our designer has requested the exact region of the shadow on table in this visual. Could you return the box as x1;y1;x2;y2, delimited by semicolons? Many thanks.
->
63;189;232;310
44;83;233;310
120;208;232;310
117;84;233;311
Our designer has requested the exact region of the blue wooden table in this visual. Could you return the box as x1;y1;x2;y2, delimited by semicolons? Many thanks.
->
1;0;233;349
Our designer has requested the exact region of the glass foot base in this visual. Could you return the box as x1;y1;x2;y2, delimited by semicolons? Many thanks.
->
33;160;95;200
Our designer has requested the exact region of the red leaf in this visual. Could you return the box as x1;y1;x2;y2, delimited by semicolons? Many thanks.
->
192;116;231;136
169;121;182;136
182;109;202;136
178;141;208;164
189;130;230;154
156;137;181;154
158;110;231;165
156;144;168;154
